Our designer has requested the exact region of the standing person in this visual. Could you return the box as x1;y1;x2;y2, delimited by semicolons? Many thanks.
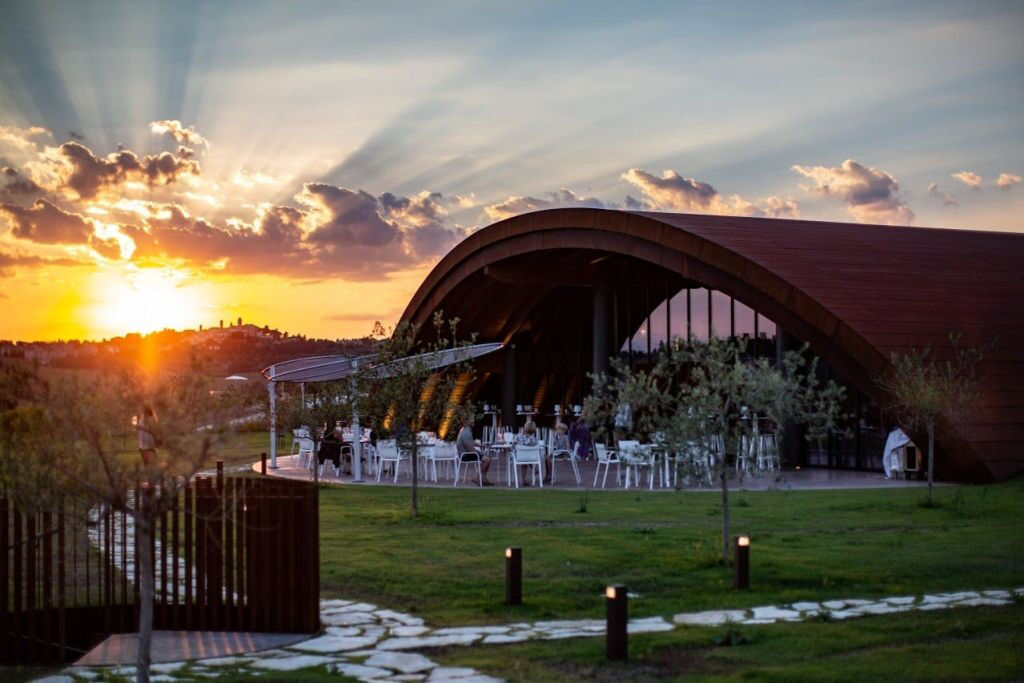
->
456;418;493;486
137;405;157;467
569;415;591;461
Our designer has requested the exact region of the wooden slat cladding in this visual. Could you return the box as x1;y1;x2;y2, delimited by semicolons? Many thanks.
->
0;473;319;665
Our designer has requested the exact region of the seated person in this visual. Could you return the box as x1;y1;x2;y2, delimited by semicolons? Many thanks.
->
456;418;493;486
569;416;591;461
546;422;571;482
514;420;540;484
318;429;342;470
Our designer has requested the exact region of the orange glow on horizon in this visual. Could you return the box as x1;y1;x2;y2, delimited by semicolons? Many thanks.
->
88;267;208;338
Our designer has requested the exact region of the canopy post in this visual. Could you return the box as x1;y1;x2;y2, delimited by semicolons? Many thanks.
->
268;376;278;469
300;382;306;408
351;360;364;482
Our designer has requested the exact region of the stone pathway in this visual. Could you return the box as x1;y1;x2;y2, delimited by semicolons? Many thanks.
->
39;587;1022;682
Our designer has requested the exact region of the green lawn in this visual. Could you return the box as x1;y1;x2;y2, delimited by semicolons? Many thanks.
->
317;479;1024;626
431;604;1024;681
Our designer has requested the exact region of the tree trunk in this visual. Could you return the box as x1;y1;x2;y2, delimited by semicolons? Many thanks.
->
136;492;154;683
927;419;935;504
720;466;731;563
411;439;419;518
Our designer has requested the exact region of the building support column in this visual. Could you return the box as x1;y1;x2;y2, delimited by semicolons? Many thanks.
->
502;343;517;431
592;266;611;380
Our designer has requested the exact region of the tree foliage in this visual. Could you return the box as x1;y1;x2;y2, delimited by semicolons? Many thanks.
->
876;334;985;501
0;357;250;682
585;337;845;560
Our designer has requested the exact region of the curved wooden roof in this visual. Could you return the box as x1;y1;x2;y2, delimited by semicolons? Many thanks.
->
402;208;1024;482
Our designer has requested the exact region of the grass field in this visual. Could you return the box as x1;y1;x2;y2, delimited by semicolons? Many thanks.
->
317;478;1024;626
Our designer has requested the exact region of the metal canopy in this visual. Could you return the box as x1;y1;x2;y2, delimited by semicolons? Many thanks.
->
261;343;503;383
262;353;379;383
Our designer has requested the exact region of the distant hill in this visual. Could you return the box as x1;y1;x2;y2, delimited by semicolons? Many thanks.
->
0;322;378;377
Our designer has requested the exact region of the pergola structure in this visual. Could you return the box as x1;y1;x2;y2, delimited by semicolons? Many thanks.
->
261;343;503;479
400;208;1024;483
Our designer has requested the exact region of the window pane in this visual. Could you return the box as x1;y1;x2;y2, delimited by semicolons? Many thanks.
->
649;299;668;353
757;313;776;340
669;289;688;342
711;290;731;338
734;299;756;338
689;288;709;341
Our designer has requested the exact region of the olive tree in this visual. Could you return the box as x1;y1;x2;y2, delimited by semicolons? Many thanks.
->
586;337;845;561
356;314;478;517
876;334;984;503
0;359;245;683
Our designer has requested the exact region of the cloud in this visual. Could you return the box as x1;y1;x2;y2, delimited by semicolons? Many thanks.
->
484;188;607;221
623;169;799;219
37;142;201;200
951;170;982;189
927;182;958;206
0;167;42;198
0;198;94;244
996;173;1021;190
791;159;913;225
149;120;209;151
0;125;50;153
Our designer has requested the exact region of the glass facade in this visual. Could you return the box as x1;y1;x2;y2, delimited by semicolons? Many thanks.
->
620;284;885;473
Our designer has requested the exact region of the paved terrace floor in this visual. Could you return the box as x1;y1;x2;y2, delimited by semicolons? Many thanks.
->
254;454;935;491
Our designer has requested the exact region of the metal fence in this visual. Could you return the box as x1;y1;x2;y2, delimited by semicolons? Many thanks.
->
0;473;320;665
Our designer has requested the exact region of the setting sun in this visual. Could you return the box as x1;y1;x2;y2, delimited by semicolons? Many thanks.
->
90;268;207;337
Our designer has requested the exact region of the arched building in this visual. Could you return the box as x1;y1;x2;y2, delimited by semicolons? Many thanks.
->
400;209;1024;483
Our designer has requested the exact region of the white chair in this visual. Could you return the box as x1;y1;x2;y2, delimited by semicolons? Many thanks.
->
593;443;620;488
455;446;484;487
511;445;543;488
549;440;581;485
429;442;459;482
757;433;779;473
620;441;656;490
295;437;315;470
375;441;407;483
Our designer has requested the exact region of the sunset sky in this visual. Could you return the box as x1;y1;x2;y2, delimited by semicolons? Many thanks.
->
1;1;1022;342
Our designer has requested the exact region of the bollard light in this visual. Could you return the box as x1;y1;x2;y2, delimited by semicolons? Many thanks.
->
261;451;267;475
605;584;628;660
505;547;522;605
734;536;750;589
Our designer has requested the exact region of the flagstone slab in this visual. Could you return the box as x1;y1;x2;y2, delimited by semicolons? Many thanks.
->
821;600;847;610
982;590;1011;599
149;662;185;674
376;634;481;650
674;609;747;626
842;599;873;607
959;597;1009;607
790;602;820;612
332;662;393;679
376;610;425;626
885;596;917;605
365;651;437;673
324;611;380;626
534;619;604;630
482;633;531;644
339;602;380;613
751;606;801;620
628;617;675;633
391;626;431;637
429;667;480;680
293;635;380;653
740;618;777;625
327;626;366;637
854;603;904;615
433;626;510;636
252;654;335;671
